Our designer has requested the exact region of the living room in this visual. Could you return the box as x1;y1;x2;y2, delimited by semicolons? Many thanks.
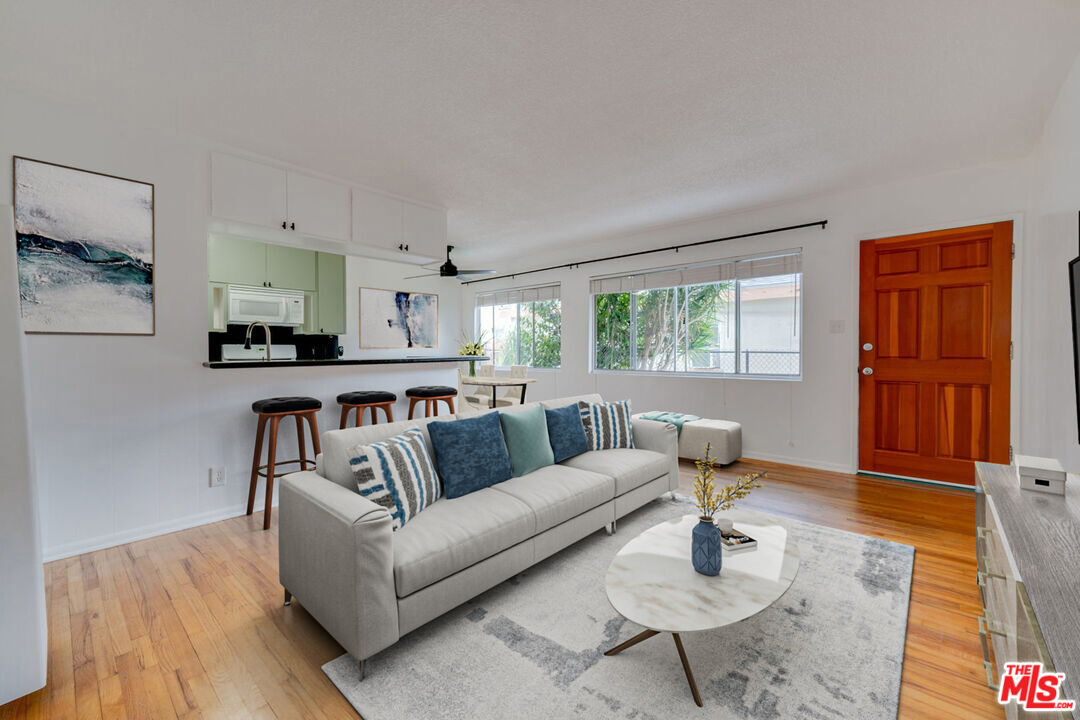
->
2;2;1080;718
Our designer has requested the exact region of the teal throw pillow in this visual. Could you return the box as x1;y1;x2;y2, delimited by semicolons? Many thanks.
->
499;406;556;477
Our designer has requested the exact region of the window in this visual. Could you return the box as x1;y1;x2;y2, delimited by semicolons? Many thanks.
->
475;284;561;368
591;251;801;377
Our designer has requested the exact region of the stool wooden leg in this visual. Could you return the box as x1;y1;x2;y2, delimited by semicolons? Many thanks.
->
446;397;456;414
247;414;268;516
307;411;321;456
264;415;281;530
408;397;420;419
339;405;350;430
295;414;307;471
427;399;435;417
369;405;378;425
384;403;394;423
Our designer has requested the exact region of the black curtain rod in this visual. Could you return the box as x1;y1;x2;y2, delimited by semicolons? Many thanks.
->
461;219;828;285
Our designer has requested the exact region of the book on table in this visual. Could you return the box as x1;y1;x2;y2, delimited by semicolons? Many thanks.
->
720;528;757;551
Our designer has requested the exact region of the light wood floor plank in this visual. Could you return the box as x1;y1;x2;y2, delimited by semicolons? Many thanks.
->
0;459;1003;718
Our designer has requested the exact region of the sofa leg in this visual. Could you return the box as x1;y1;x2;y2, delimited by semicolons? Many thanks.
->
605;521;616;535
283;588;292;607
359;659;366;681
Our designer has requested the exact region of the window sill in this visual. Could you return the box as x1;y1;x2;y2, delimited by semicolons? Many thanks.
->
589;368;802;382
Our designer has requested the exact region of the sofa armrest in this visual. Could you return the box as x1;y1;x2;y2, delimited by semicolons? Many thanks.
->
279;471;399;661
631;417;680;491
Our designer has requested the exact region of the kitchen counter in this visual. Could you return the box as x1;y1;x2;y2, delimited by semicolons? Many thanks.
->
202;356;489;369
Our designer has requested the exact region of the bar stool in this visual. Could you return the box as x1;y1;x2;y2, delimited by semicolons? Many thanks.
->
247;396;322;530
337;390;396;429
405;385;458;419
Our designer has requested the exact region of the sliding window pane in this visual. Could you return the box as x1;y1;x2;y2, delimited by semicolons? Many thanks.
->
683;282;735;373
738;273;800;375
634;288;677;372
531;299;562;368
594;293;631;369
491;303;518;366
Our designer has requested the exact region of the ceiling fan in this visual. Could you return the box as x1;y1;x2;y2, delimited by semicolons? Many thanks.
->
406;245;496;280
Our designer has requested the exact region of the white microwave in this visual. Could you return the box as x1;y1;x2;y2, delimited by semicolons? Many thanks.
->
227;285;305;326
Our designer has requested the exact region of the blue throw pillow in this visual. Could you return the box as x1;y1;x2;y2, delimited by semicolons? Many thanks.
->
545;404;589;463
427;412;512;498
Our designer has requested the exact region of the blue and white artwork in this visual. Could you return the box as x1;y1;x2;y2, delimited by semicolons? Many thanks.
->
14;157;154;335
359;287;438;348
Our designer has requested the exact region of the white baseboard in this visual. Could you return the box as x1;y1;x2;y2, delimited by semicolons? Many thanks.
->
738;451;854;475
42;501;273;562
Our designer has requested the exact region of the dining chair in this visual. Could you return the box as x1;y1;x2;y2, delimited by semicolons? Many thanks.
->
473;363;495;403
494;365;528;407
458;369;487;412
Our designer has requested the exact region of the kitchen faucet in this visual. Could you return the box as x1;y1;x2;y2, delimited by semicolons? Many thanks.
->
243;321;272;361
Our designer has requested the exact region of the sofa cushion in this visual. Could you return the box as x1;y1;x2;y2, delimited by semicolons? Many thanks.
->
490;465;614;533
560;448;669;495
578;400;634;451
392;488;535;597
499;406;555;477
346;428;440;530
320;416;448;490
544;404;589;463
427;413;513;498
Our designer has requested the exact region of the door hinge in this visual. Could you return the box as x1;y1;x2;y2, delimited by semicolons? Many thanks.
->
1009;445;1014;463
1010;341;1013;360
1011;242;1016;260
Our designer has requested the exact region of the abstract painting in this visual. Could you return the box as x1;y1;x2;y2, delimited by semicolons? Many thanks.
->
14;157;154;335
359;287;438;348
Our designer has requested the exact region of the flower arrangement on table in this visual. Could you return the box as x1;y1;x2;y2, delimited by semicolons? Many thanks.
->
692;443;765;525
458;330;489;376
689;443;765;575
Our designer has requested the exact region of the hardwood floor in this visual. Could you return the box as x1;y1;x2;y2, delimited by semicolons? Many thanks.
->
1;459;1002;719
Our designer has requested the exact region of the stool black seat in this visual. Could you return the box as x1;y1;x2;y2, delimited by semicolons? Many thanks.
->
247;395;321;530
405;385;457;398
252;396;322;414
337;390;396;405
337;390;397;429
405;385;457;419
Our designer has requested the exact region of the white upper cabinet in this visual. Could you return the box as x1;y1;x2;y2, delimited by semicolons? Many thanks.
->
211;153;287;230
351;187;403;250
286;171;351;242
402;201;447;259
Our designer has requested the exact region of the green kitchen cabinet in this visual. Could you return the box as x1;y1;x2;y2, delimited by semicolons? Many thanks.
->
267;244;318;292
315;251;346;334
208;236;267;286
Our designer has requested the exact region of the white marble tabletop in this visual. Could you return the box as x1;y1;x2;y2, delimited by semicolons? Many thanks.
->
605;511;800;633
459;376;538;387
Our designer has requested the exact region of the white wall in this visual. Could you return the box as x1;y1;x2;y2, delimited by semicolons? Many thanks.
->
0;86;463;560
464;161;1033;473
1020;53;1080;471
0;205;47;704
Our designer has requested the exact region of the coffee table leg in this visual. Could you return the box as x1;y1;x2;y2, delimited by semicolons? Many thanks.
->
603;628;659;656
672;633;703;707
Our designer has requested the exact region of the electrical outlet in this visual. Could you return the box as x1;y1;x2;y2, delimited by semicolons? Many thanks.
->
209;466;226;488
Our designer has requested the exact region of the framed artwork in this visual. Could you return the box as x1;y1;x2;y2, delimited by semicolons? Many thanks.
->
13;156;155;335
359;287;438;349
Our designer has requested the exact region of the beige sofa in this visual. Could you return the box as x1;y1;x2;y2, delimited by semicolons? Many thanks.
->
278;393;678;672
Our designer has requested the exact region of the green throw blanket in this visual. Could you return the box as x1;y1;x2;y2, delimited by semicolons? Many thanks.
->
639;411;701;435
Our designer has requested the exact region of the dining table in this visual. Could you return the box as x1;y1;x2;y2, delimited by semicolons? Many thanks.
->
460;375;538;408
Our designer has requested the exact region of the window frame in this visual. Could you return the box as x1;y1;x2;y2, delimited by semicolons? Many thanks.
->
589;255;803;381
474;292;562;370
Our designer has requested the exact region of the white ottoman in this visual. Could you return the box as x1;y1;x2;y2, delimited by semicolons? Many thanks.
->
634;413;742;465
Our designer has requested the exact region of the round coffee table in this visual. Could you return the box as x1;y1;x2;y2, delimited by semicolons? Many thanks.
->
604;511;800;707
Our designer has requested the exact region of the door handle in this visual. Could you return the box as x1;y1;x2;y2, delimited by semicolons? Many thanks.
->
861;367;874;376
862;342;873;351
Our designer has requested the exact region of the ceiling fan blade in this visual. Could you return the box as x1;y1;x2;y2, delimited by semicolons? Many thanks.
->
456;269;497;276
404;272;440;280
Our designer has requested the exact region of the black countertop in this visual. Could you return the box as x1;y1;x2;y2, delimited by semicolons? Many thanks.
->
202;356;489;369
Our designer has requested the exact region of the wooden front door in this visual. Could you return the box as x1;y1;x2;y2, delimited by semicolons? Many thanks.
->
858;222;1012;485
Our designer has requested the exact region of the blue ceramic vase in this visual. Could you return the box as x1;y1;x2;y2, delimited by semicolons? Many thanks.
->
691;517;723;576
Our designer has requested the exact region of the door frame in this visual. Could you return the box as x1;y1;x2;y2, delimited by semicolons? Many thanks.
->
850;212;1024;488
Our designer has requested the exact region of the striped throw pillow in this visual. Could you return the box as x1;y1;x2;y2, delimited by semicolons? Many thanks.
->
577;400;634;451
346;428;440;530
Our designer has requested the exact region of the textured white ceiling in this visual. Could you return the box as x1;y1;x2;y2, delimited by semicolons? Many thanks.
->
3;1;1079;265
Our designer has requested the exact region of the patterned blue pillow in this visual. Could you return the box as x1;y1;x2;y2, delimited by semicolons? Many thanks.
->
578;400;635;451
346;428;440;530
427;412;513;498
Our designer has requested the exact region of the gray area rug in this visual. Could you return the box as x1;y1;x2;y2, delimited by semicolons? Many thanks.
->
323;495;914;719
